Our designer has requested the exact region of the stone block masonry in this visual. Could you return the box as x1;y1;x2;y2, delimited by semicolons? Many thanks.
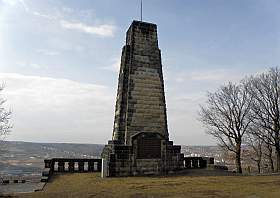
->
102;21;184;177
112;21;168;145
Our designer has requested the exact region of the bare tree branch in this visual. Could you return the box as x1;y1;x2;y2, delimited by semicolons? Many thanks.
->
246;67;280;172
0;85;12;146
199;82;252;173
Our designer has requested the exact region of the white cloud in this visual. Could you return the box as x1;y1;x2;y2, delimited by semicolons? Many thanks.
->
175;69;247;83
36;49;60;56
0;73;114;144
29;63;48;69
60;20;115;37
2;0;29;12
2;0;20;6
18;0;28;12
166;92;212;145
1;1;115;38
2;0;17;6
15;61;53;70
62;7;74;14
32;11;55;20
190;70;239;81
0;72;217;145
101;58;121;72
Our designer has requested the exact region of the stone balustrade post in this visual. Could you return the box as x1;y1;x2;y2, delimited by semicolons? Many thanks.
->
44;159;52;170
203;158;208;168
58;161;65;172
68;161;74;172
44;159;52;168
192;158;198;168
97;161;102;172
88;161;94;172
184;158;191;169
78;161;84;172
44;159;54;174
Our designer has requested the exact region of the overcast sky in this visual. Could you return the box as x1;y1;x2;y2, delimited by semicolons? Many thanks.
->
0;0;280;145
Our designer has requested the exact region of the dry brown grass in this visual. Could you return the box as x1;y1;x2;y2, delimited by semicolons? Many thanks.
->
19;173;280;198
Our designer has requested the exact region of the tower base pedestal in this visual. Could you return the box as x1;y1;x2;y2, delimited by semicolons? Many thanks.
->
102;132;184;177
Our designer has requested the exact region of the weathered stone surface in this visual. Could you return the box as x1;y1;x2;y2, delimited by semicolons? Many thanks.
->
102;20;184;177
111;21;168;143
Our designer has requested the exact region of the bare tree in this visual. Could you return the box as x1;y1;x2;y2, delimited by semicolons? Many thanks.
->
246;67;280;172
0;85;12;184
0;85;12;144
263;142;275;172
199;82;253;173
245;132;264;173
249;122;275;172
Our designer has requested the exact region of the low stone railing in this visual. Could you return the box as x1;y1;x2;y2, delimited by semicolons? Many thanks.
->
41;158;102;182
183;157;214;169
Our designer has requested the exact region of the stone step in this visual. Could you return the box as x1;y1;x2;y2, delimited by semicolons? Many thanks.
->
40;176;49;183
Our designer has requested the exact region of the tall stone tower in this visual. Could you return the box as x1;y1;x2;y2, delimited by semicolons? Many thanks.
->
102;21;183;177
112;20;168;145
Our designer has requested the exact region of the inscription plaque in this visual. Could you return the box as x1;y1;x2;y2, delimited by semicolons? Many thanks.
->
137;137;161;159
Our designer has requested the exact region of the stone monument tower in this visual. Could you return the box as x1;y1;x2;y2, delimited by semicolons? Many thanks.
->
102;21;183;177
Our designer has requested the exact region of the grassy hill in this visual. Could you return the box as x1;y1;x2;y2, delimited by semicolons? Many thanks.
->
19;173;280;198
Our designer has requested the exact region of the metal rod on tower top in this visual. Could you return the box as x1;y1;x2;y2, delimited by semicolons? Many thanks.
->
141;0;143;21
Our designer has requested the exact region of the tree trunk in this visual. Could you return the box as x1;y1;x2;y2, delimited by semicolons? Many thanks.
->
270;158;275;172
275;142;280;172
257;161;261;173
266;144;274;172
235;141;242;173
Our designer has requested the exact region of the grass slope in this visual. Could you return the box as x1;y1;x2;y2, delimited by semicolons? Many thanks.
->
20;173;280;198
